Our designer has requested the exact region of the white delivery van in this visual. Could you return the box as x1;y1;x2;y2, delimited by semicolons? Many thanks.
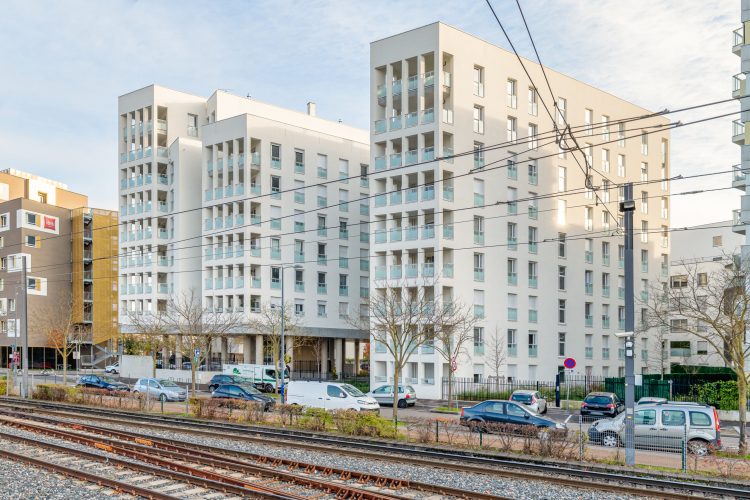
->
223;364;289;393
286;381;380;412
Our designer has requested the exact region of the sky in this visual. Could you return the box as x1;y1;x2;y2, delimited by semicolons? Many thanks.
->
0;0;739;227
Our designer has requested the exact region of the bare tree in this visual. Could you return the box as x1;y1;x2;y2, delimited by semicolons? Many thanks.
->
431;300;480;408
644;257;750;453
42;297;80;384
162;290;244;394
249;302;303;392
645;326;669;380
349;279;444;421
127;311;171;377
485;326;506;383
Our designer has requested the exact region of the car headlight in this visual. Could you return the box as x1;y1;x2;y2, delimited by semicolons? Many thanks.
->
357;399;369;405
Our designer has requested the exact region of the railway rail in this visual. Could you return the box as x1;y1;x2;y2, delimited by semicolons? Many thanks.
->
1;398;748;499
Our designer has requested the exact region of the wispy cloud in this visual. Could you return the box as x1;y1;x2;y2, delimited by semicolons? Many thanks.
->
0;0;739;225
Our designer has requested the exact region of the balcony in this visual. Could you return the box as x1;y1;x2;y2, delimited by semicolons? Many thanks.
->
271;248;281;260
422;185;435;201
403;187;417;203
602;316;610;329
421;108;434;124
733;119;745;144
442;186;454;202
405;226;418;241
317;284;327;294
422;263;435;278
390;153;402;169
508;274;517;286
389;227;402;242
733;164;747;190
602;347;610;360
474;232;484;245
585;283;593;295
157;283;169;294
389;265;402;280
392;79;402;95
733;26;744;56
585;315;594;328
389;115;402;131
251;152;261;167
374;194;386;208
157;147;168;158
405;111;418;128
585;251;593;264
374;229;387;244
339;285;348;297
733;73;746;99
474;305;485;318
250;246;261;257
374;119;386;135
421;225;435;239
734;209;746;235
507;345;517;357
405;263;418;278
423;147;435;162
405;149;418;165
528;277;537;288
443;224;454;240
585;347;593;359
443;263;454;278
474;269;484;282
390;191;402;205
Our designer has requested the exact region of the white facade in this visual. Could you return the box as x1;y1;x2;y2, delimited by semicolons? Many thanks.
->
369;23;672;398
733;3;750;261
668;222;742;370
118;86;369;369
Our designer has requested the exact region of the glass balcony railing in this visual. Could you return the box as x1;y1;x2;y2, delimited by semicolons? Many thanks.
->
585;347;593;359
443;263;454;278
251;152;261;166
474;232;484;245
405;226;418;241
474;269;484;282
422;225;435;239
405;149;418;165
389;115;402;131
405;263;418;278
507;345;517;357
422;263;435;277
528;346;538;358
375;229;387;244
405;187;418;203
390;191;402;205
421;108;434;124
422;185;435;201
733;119;745;139
474;305;485;318
374;119;386;134
250;246;261;257
390;265;402;279
389;227;402;242
392;79;402;95
528;277;537;288
585;283;593;295
508;274;518;286
423;147;435;162
528;309;537;323
405;112;418;128
390;153;402;168
443;224;454;239
375;266;387;280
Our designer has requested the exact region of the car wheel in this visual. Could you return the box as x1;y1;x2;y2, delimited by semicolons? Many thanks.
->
541;405;547;415
688;439;710;456
159;394;167;402
208;385;216;392
132;390;139;395
601;432;619;448
264;384;274;393
397;399;407;409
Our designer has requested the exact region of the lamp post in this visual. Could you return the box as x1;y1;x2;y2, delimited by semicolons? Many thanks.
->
619;184;636;467
279;263;303;403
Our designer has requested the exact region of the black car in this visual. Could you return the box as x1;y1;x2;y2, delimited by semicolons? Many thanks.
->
211;384;275;411
208;374;260;392
459;400;564;430
76;375;129;392
580;392;624;418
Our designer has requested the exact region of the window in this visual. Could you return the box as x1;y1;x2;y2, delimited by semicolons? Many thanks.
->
507;222;517;247
617;154;625;177
558;166;566;191
507;258;517;284
506;79;517;108
294;149;305;174
473;106;484;134
528;226;537;253
584;207;593;231
473;141;484;168
473;66;484;97
527;123;538;149
528;262;538;287
635;409;656;425
270;175;281;197
696;341;708;355
618;122;626;146
712;235;722;247
557;97;567;125
316;154;327;178
670;318;688;332
601;115;610;140
26;212;38;226
690;412;711;426
584;109;593;135
38;192;47;204
0;215;7;228
473;253;484;281
187;114;198;137
338;159;348;180
294;301;304;317
25;235;38;248
528;87;538;116
641;221;648;243
558;266;566;290
528;159;538;184
271;143;281;165
507;116;517;142
662;410;686;427
508;329;517;351
473;178;485;206
558;332;566;356
338;302;348;319
528;331;538;353
474;216;484;242
558;299;566;323
294;180;305;204
697;273;708;286
558;233;566;258
641;131;649;155
474;327;484;349
601;149;610;173
338;189;348;211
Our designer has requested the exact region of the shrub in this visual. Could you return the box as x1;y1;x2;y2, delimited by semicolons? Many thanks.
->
353;411;397;438
0;379;6;396
238;401;266;423
331;409;358;434
190;398;223;419
299;407;332;431
691;381;745;410
277;404;303;426
406;419;435;444
33;384;70;402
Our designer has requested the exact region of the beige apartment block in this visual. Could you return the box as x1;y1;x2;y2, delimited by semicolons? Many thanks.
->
369;23;671;397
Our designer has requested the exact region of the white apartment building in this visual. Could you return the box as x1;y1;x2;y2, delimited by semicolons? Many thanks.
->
667;222;742;371
369;23;671;398
732;3;750;261
118;85;369;373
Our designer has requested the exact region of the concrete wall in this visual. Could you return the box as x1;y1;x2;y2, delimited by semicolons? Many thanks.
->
120;354;153;379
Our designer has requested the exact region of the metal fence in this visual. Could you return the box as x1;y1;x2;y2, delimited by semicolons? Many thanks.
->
446;376;606;402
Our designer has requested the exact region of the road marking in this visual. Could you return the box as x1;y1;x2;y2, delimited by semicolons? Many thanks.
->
735;426;741;435
564;415;572;424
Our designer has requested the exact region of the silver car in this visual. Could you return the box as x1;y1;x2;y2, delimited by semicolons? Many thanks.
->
133;378;187;402
510;390;547;414
367;385;417;408
588;402;721;455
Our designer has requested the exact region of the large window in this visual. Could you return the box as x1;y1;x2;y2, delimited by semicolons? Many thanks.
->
473;106;484;134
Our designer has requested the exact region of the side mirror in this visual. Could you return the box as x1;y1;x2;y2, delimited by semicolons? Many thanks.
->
524;413;530;419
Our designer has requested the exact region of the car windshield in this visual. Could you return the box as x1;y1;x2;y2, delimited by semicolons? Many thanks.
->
341;384;365;397
101;377;118;384
585;395;612;404
158;380;179;388
240;384;262;395
511;393;533;403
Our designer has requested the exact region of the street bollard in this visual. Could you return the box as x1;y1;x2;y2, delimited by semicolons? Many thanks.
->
579;415;584;461
161;398;164;414
479;429;483;448
435;420;439;442
185;383;189;416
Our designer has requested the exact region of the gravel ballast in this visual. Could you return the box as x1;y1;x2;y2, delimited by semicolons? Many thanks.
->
0;456;115;500
53;416;650;500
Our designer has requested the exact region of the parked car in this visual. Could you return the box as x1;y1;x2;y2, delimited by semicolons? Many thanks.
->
104;362;119;374
76;375;129;392
580;392;624;418
210;384;275;411
132;378;187;402
510;390;547;414
460;400;565;430
637;397;667;405
208;374;260;392
588;402;721;455
286;381;379;411
367;385;417;408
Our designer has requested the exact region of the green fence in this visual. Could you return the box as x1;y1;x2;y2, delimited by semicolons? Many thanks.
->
604;377;671;401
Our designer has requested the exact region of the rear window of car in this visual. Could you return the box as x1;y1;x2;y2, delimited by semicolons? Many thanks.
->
584;395;612;404
690;411;711;427
511;393;533;403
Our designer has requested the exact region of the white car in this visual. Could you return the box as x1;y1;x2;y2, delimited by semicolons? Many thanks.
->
510;390;548;414
286;381;380;411
104;362;119;374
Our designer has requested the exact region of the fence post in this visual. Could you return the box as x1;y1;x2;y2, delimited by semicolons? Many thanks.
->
555;373;561;407
435;419;439;442
579;415;583;461
681;423;687;473
185;383;189;416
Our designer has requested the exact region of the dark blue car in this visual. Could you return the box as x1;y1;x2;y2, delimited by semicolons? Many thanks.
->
76;375;129;392
211;384;275;411
460;400;564;430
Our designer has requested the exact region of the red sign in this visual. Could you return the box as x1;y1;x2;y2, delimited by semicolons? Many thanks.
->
43;216;56;231
563;357;577;369
450;357;458;372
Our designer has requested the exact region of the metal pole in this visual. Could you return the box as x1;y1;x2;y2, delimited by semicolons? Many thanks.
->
280;267;285;404
622;183;636;467
21;256;29;398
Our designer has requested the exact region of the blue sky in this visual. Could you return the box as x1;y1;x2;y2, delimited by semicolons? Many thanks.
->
0;0;738;226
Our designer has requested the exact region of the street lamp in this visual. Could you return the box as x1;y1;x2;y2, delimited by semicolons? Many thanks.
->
280;264;303;403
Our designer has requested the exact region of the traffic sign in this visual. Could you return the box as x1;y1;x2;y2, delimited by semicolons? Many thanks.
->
563;357;576;369
194;349;200;361
450;356;458;372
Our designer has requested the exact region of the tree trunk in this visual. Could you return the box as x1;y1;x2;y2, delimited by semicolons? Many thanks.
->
152;351;157;377
62;347;67;387
392;364;401;421
274;344;280;393
738;376;748;455
191;364;197;395
447;369;454;408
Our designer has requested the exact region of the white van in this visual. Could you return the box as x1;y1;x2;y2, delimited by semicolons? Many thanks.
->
286;381;380;412
223;364;289;393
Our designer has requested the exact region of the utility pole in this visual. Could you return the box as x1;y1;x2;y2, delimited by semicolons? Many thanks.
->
20;255;29;398
620;183;636;466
